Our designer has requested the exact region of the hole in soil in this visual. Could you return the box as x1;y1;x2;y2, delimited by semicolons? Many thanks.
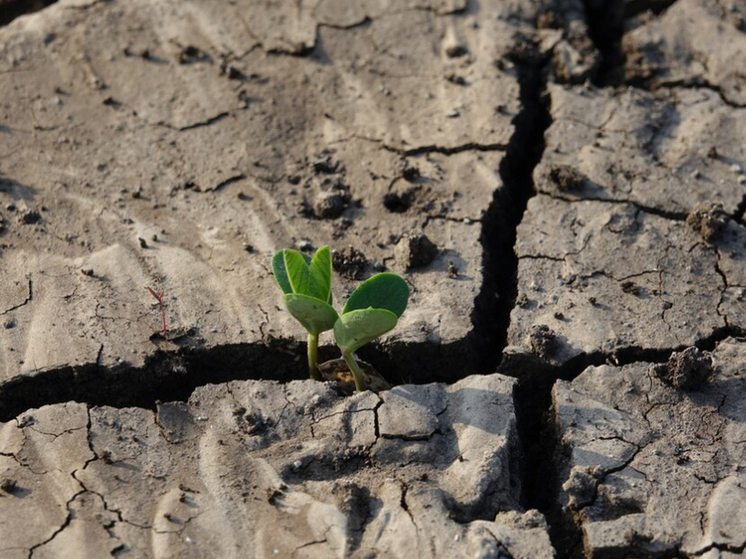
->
382;192;413;213
0;0;57;27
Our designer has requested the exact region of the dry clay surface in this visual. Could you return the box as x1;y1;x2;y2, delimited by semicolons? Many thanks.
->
0;373;555;559
0;0;534;394
2;0;746;558
554;338;746;559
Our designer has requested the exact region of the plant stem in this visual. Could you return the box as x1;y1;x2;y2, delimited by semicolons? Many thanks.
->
145;287;168;332
307;333;321;381
342;351;367;392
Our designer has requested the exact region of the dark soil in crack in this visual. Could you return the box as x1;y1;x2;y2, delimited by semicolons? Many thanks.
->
581;0;627;86
0;335;490;422
0;0;56;26
470;36;552;375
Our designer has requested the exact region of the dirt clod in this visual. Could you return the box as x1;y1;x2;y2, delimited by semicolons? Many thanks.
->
447;260;458;279
402;165;420;182
311;152;340;174
686;202;729;242
0;478;18;494
20;210;41;225
547;165;586;192
383;190;415;213
562;466;600;510
178;45;209;65
528;324;557;358
395;234;438;269
652;347;714;390
313;191;347;219
621;281;641;296
332;246;369;280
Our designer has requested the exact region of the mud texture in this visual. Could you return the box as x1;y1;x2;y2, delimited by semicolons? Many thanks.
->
2;0;746;557
553;338;746;559
0;374;556;558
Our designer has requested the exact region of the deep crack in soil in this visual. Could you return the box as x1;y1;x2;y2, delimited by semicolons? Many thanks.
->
3;2;745;556
0;0;57;27
580;0;627;86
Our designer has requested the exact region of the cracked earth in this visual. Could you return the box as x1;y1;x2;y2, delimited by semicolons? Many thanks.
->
1;0;746;557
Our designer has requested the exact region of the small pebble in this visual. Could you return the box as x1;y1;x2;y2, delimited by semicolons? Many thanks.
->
297;240;313;251
730;164;743;173
738;175;746;184
690;170;700;180
446;109;460;118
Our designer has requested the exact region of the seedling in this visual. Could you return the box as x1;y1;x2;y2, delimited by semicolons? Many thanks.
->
272;246;409;391
146;287;168;333
272;246;337;381
333;272;408;391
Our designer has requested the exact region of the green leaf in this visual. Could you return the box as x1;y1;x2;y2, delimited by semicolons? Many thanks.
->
284;293;339;335
284;248;331;301
343;273;409;317
334;308;398;353
309;246;332;303
284;249;312;295
273;250;311;295
272;251;293;294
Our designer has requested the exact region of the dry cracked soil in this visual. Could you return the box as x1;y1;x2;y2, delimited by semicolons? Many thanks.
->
1;0;745;557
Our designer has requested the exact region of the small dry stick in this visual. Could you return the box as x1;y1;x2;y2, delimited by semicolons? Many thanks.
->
145;287;168;332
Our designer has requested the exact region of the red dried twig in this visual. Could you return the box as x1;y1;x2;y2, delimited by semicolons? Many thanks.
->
146;287;168;332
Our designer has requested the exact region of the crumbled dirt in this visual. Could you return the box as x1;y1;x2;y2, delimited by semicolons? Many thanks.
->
547;164;586;192
686;202;729;243
313;190;348;219
652;346;714;390
528;325;557;359
395;233;438;269
562;466;600;510
332;246;370;280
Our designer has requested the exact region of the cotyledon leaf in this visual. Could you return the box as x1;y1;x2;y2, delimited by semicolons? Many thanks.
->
334;308;398;354
308;245;332;303
272;250;311;294
284;249;314;296
284;293;339;335
343;273;409;317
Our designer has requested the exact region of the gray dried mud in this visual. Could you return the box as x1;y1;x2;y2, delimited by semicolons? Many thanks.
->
1;0;746;557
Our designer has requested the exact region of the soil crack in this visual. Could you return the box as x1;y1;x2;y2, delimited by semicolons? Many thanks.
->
1;278;33;315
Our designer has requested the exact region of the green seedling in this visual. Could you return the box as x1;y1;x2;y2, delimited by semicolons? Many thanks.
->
333;273;408;392
272;246;337;381
272;246;409;392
